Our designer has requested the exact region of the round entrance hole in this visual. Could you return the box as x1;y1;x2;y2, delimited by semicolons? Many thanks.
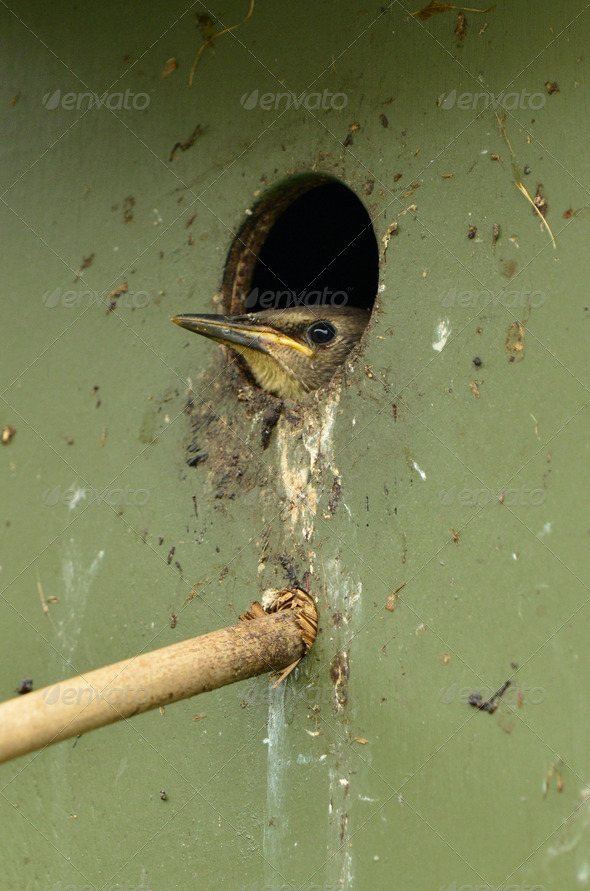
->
223;174;379;316
220;173;379;398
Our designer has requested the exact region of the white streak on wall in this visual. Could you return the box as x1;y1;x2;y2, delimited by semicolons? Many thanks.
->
263;682;288;882
50;542;105;827
56;542;105;663
265;394;359;885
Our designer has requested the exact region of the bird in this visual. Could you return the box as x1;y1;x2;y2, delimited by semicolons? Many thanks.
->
172;305;370;400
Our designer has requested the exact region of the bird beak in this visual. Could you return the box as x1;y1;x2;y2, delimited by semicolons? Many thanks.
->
171;313;314;358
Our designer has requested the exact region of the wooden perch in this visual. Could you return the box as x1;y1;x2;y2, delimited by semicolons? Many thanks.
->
0;588;317;765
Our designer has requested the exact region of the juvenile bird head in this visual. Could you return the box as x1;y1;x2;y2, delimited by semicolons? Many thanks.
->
172;305;370;400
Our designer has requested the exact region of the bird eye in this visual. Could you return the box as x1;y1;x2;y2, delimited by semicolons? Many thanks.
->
307;321;337;345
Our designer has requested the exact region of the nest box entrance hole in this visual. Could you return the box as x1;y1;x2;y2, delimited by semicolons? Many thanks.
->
222;174;379;317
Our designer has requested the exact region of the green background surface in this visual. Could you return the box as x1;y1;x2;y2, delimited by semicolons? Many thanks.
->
1;2;589;889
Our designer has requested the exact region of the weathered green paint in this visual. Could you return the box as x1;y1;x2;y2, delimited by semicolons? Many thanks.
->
1;2;589;889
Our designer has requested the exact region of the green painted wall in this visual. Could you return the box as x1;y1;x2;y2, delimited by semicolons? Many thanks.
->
1;2;589;889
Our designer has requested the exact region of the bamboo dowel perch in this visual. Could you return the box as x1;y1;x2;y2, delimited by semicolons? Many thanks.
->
0;588;317;765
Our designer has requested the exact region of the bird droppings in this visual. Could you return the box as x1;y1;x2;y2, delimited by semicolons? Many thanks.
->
66;488;88;510
409;459;427;481
328;478;342;514
506;321;525;361
261;405;282;450
330;651;350;710
433;319;451;352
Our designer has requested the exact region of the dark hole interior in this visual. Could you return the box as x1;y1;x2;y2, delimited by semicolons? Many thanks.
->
246;181;379;312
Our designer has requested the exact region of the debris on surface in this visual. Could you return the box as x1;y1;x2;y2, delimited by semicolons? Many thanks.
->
412;1;496;21
468;679;510;713
381;221;398;260
123;196;135;223
105;282;128;313
37;579;49;616
169;125;205;162
455;11;467;40
189;1;255;86
74;253;95;282
533;183;549;218
329;650;350;709
328;477;342;515
491;221;500;252
161;57;178;79
385;594;397;612
543;760;564;797
514;181;556;248
505;321;525;361
1;425;16;444
386;583;406;613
